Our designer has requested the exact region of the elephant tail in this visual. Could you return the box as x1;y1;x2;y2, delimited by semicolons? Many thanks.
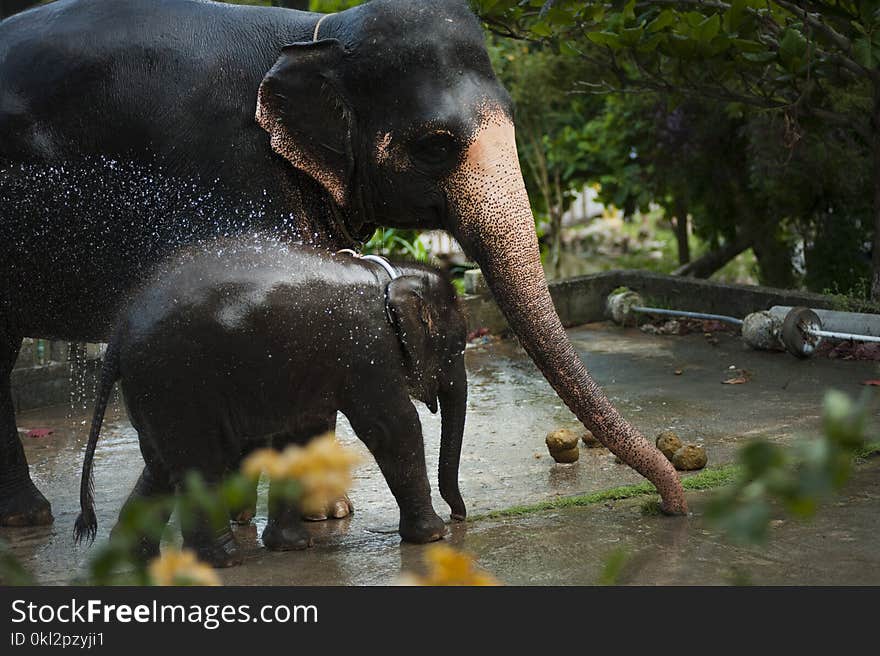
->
73;334;122;545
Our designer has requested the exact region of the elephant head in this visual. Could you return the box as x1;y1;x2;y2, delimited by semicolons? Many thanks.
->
256;0;686;513
385;269;468;521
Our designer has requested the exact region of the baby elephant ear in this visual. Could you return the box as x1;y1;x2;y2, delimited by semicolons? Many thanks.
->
256;39;353;207
386;276;441;412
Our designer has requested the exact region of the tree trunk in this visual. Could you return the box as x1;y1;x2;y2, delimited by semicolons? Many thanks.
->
673;233;752;278
520;124;561;279
872;89;880;301
673;201;690;266
752;226;795;289
550;170;564;279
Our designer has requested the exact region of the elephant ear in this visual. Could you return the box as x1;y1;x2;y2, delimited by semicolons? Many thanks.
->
386;276;441;413
256;39;353;207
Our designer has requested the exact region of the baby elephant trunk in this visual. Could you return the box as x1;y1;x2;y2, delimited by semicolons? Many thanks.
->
438;354;467;521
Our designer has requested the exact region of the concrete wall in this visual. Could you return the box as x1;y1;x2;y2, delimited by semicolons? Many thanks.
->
11;341;103;413
459;269;871;334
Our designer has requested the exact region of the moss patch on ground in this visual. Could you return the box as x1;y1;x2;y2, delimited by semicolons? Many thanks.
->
471;440;879;523
470;465;742;521
855;442;880;460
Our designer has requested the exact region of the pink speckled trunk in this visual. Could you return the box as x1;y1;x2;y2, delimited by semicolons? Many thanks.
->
447;115;687;514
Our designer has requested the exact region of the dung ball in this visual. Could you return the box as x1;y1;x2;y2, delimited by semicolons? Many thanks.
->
551;447;579;464
656;430;683;461
581;429;603;448
545;429;580;463
545;429;579;452
672;444;707;471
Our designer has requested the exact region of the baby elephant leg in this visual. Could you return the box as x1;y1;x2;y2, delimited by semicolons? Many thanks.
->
110;464;174;561
228;476;258;525
182;516;243;568
178;471;244;568
261;481;312;551
345;397;445;543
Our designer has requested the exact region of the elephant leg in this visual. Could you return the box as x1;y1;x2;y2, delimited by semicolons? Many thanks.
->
0;333;53;526
182;511;244;568
179;468;243;568
344;396;445;544
261;481;312;552
110;463;174;561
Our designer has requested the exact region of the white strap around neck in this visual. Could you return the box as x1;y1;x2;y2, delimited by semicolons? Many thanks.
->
336;249;400;280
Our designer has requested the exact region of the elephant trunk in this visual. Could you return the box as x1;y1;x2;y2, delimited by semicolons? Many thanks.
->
438;353;467;521
447;112;687;514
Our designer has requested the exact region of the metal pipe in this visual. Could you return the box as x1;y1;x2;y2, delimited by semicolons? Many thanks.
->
631;306;744;326
615;291;880;348
811;329;880;344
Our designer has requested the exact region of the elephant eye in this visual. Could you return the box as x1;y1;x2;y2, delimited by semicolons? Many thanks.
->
412;132;459;169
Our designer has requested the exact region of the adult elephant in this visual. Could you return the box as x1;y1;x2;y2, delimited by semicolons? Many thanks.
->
0;0;686;526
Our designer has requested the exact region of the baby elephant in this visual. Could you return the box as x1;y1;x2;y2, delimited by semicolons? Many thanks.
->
74;236;468;567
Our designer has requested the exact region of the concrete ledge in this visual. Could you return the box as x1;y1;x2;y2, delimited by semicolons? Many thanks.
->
461;269;874;334
11;360;101;413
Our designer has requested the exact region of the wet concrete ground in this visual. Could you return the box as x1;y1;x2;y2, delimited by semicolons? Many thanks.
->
3;323;878;585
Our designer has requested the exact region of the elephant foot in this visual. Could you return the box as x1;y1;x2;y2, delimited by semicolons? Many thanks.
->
302;494;354;521
261;521;312;552
399;512;447;544
0;478;53;527
134;537;162;562
110;523;161;563
185;532;244;569
659;499;689;516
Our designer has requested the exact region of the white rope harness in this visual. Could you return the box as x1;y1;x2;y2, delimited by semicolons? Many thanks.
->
336;249;400;280
336;249;401;325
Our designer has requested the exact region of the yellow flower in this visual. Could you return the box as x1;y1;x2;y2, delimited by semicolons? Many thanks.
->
406;544;500;586
241;434;360;515
241;448;285;480
148;548;221;586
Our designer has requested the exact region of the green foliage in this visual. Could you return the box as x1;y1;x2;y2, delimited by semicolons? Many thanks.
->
364;228;429;260
479;1;878;295
309;0;362;11
707;390;876;544
481;1;879;102
639;499;662;516
0;540;34;585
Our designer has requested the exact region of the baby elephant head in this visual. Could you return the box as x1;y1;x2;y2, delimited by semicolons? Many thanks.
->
385;272;465;412
386;270;468;520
